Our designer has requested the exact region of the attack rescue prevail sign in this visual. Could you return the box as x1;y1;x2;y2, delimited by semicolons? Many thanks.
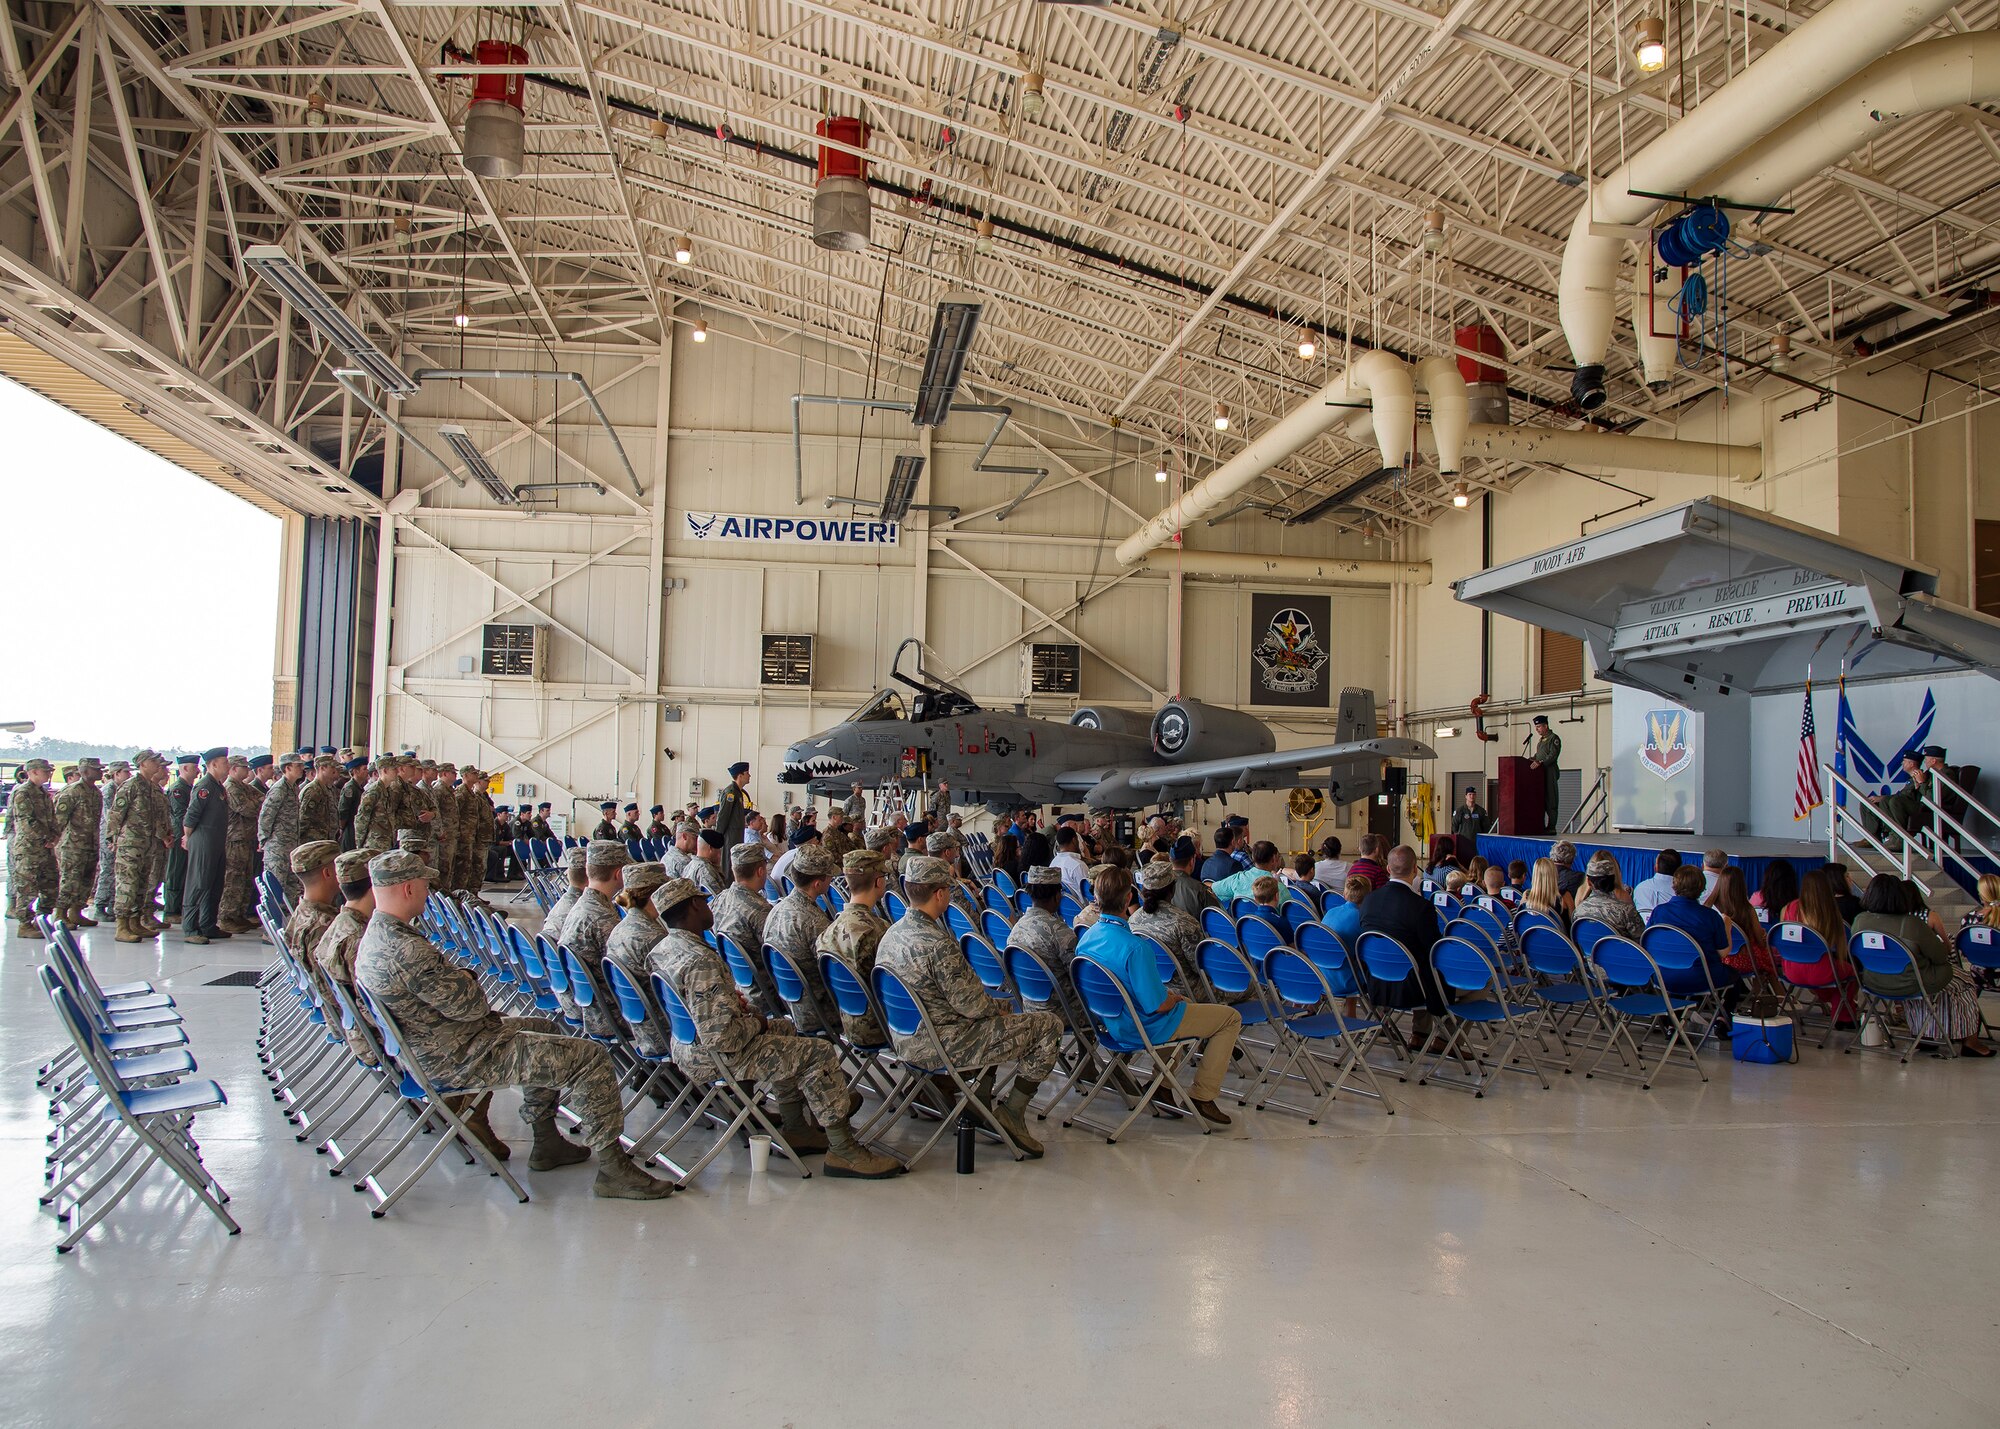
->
683;511;902;547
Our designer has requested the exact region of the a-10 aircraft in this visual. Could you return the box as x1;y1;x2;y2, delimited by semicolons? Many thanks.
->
778;641;1434;812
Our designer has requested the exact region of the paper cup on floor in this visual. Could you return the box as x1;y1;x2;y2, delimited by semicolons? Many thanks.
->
748;1134;772;1174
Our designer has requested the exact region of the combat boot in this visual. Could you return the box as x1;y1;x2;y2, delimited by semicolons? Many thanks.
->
68;906;99;929
823;1122;904;1179
460;1096;510;1161
527;1116;592;1171
114;916;145;944
777;1095;829;1155
591;1145;676;1200
991;1081;1045;1159
137;911;165;935
17;919;44;940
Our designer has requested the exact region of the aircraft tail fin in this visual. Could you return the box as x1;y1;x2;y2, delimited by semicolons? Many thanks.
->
1335;688;1377;745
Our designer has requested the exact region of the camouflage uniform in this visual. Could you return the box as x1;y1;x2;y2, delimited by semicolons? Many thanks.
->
541;883;584;950
1130;902;1205;991
1007;905;1080;999
822;823;857;864
710;880;776;1014
296;775;339;847
5;776;58;920
53;773;104;916
314;904;379;1065
356;909;626;1148
337;773;366;851
763;885;834;1032
110;774;172;917
92;773;126;912
647;927;851;1127
687;855;726;897
430;777;461;892
458;784;494;894
604;907;670;1057
396;773;436;844
660;839;693;879
354;775;397;853
554;888;624;1039
816;901;888;1044
259;774;304;904
877;906;1061;1077
220;772;262;926
285;896;339;1008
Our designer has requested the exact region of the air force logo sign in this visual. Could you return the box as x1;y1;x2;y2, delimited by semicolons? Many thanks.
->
1641;709;1693;779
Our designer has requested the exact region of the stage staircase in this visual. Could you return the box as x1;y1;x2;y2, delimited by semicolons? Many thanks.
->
1824;765;1997;926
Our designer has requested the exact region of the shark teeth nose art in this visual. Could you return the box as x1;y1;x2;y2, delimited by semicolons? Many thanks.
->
786;755;857;779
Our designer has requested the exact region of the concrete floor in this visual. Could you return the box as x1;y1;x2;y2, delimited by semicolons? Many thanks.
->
6;904;1999;1428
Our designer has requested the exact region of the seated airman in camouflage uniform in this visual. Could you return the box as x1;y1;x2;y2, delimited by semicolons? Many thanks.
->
1130;858;1211;995
659;822;697;879
283;841;344;1003
1007;865;1079;1002
877;855;1062;1158
355;848;673;1200
815;848;891;1045
711;841;779;1015
687;829;728;896
761;843;837;1032
554;840;630;1039
315;850;384;1068
645;878;900;1179
540;846;589;949
603;861;672;1058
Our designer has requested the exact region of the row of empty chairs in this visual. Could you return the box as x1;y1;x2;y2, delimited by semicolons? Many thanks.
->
33;915;237;1252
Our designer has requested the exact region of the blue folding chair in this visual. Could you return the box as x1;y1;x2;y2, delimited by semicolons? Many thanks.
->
980;908;1015;951
1260;949;1391;1121
1295;922;1359;996
1518;924;1617;1071
1423;936;1550;1096
884;891;908;921
1192;939;1279;1102
644;973;812;1181
870;966;1033;1166
957;932;1015;1002
946;903;979;942
1773;921;1850;1048
983;885;1016;924
1201;905;1240;948
1585;935;1707;1088
1355;930;1428;1052
1065;955;1209;1142
991;868;1018;899
1955;924;2000;1041
1847;929;1957;1061
1059;891;1084;924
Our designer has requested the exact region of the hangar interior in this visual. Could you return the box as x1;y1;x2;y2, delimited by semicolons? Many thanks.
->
4;0;2000;1422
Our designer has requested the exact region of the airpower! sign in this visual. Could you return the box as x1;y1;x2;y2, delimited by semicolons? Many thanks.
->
683;511;901;547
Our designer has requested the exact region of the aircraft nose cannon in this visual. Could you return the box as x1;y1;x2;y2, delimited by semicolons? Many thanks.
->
776;763;812;785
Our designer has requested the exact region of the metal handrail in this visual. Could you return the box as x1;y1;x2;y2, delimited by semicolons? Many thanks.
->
1561;768;1610;836
1920;766;2000;888
1822;764;1919;887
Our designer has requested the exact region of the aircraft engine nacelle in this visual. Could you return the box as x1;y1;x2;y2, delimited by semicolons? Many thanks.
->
1069;706;1153;740
1149;699;1276;764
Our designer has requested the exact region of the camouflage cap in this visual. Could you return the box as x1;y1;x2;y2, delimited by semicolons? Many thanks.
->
563;846;589;872
110;758;137;774
928;829;963;853
1024;865;1064;888
1551;841;1578;867
313;754;339;770
277;753;302;768
902;855;953;889
22;758;51;773
790;844;837;880
368;848;439;887
652;877;702;916
78;756;103;771
864;826;899;852
621;861;668;899
334;849;375;886
1138;860;1177;891
730;842;769;873
1586;851;1621;879
843;849;886;879
585;838;630;872
1086;863;1114;881
290;839;340;875
396;835;438;864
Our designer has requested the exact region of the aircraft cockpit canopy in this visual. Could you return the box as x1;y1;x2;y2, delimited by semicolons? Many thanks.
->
846;689;907;724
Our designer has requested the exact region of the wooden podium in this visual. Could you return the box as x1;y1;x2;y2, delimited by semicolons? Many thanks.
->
1496;755;1546;836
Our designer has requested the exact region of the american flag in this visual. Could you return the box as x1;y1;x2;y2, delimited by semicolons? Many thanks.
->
1794;679;1823;820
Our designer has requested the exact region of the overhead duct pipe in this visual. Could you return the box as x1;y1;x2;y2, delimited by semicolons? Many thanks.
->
1557;0;1958;409
1414;356;1467;476
1341;420;1764;481
1115;351;1413;566
1140;551;1431;585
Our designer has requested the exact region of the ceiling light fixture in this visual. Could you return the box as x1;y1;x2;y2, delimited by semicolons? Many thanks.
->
1019;69;1045;121
1452;482;1470;508
975;215;996;255
650;116;670;157
1212;402;1230;432
1635;15;1667;74
1422;207;1447;254
691;318;708;343
242;244;417;394
453;301;472;330
1769;330;1792;371
1298;331;1317;360
673;235;692;264
1154;454;1169;483
880;452;926;522
393;215;411;248
438;424;517;505
305;90;328;128
913;290;984;426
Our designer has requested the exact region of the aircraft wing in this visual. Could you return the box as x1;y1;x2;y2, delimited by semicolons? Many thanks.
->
1119;737;1435;792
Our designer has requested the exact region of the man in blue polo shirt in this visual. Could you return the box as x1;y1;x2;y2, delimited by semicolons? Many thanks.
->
1199;826;1240;882
1075;867;1241;1125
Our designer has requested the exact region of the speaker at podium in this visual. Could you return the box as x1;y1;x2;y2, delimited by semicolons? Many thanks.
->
1496;756;1546;836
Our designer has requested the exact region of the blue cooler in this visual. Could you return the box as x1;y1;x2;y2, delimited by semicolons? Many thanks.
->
1731;1014;1796;1064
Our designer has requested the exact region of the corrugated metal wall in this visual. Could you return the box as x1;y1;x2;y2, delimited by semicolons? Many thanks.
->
296;516;375;750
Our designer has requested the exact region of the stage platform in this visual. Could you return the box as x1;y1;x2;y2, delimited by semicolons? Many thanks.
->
1476;831;1826;897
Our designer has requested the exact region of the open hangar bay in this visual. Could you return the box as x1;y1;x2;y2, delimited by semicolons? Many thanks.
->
3;0;2000;1424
